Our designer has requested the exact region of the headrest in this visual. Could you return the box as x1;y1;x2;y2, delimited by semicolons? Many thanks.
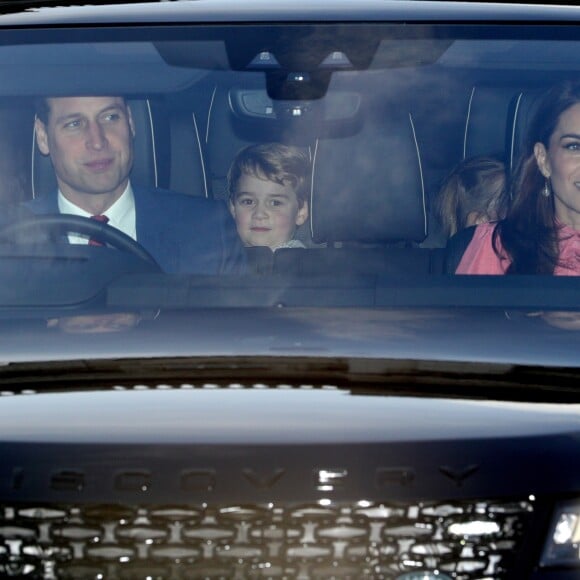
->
310;112;426;244
463;85;517;162
32;99;158;198
508;89;544;172
206;84;314;199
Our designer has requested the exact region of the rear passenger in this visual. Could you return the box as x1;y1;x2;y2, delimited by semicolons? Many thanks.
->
227;143;310;252
436;155;508;238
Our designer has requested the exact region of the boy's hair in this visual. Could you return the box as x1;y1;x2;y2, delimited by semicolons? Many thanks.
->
227;143;310;206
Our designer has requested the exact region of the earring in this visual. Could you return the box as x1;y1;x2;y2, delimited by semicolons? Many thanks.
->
542;178;551;198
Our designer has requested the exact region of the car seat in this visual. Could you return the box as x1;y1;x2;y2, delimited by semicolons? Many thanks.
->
204;76;322;266
463;85;519;163
443;86;548;272
204;78;315;201
508;87;546;172
273;108;436;277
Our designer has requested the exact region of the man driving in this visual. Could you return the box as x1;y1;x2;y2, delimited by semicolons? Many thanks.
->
27;95;245;273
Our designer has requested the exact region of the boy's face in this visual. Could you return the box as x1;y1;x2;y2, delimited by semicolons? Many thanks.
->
229;173;308;250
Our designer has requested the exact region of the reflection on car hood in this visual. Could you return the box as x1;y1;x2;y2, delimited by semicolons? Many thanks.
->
0;308;579;390
0;388;578;444
1;307;578;362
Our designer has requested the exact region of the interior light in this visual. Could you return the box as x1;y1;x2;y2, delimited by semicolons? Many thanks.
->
319;51;353;69
540;501;580;568
248;51;280;69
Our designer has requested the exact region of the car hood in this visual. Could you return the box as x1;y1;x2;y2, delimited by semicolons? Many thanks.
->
0;307;578;403
1;306;578;362
0;385;577;505
0;387;578;444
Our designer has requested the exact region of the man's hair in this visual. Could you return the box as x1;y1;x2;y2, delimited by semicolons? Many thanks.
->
34;98;50;125
227;143;310;206
34;96;128;125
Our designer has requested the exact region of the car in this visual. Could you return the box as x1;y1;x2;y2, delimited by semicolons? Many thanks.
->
0;0;578;578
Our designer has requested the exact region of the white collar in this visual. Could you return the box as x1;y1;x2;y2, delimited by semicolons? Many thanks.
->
57;183;137;242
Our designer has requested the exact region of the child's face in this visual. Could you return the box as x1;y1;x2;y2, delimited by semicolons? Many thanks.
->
229;173;308;250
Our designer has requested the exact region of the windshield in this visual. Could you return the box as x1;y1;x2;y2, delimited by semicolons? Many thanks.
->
0;7;580;580
0;14;578;376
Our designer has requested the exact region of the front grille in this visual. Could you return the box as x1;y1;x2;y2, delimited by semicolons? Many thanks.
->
0;499;533;579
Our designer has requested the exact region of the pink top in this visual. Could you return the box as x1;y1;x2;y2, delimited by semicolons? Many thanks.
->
456;222;580;275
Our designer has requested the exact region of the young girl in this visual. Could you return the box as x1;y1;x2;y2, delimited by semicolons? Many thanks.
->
436;155;508;238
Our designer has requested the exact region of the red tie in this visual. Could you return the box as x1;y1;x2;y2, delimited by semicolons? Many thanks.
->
88;214;109;246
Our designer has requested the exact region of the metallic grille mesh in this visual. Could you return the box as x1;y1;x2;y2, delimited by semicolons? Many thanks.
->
0;499;533;579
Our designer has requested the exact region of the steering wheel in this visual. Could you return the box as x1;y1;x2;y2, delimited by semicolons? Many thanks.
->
0;214;161;270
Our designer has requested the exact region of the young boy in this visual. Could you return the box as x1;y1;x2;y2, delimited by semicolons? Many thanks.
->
227;143;309;251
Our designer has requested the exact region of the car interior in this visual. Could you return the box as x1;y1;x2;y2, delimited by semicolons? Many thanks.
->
0;24;579;300
0;13;578;580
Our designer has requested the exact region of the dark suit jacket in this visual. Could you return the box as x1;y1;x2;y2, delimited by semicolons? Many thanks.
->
24;186;246;274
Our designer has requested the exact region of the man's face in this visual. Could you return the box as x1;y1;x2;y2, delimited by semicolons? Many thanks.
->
35;96;135;204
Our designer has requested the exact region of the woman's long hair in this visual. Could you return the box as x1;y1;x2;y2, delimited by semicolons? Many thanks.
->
495;80;580;274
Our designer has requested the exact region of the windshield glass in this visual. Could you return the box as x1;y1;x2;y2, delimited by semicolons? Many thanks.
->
0;17;578;375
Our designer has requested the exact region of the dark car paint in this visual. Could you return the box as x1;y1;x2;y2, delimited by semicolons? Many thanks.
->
0;388;577;504
1;0;580;26
0;306;579;369
0;2;578;579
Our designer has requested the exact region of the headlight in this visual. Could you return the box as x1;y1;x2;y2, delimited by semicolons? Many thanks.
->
540;501;580;568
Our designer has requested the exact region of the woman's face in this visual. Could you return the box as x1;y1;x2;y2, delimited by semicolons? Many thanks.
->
534;102;580;229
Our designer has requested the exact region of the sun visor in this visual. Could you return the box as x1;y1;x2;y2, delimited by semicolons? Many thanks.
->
0;42;203;96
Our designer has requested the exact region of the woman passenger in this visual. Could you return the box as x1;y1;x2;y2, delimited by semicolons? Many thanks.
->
456;80;580;275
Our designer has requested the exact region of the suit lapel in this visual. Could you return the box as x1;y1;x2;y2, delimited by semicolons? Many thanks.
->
28;187;181;272
27;192;59;215
134;187;179;272
24;192;67;243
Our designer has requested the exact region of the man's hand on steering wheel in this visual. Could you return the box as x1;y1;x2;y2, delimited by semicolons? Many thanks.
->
0;214;161;270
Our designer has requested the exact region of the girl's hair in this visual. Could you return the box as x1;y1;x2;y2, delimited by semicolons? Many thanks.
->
437;155;508;237
496;80;580;274
227;143;310;206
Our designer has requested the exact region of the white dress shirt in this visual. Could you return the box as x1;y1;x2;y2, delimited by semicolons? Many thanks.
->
57;183;137;244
